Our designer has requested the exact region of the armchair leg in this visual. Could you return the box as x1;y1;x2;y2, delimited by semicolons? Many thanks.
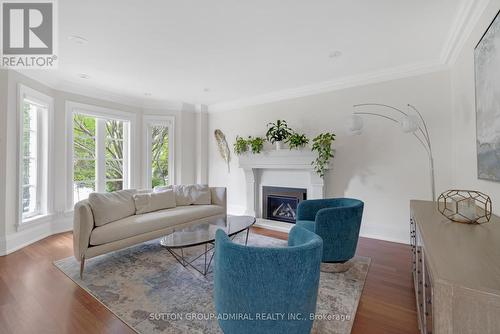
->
80;256;85;279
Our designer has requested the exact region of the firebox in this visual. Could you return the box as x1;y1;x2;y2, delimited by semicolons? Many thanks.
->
262;186;307;223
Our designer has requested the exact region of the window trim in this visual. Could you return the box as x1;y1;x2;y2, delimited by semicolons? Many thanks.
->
143;115;175;188
66;101;137;209
17;84;54;228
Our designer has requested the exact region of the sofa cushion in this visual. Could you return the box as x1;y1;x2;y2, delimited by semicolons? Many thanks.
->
155;184;211;206
133;189;176;214
89;204;225;245
177;184;211;205
88;189;137;226
154;185;172;192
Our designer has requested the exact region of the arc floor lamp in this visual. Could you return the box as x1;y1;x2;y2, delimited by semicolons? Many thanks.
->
348;103;436;201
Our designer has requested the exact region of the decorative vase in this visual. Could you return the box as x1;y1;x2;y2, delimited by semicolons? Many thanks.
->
275;141;282;150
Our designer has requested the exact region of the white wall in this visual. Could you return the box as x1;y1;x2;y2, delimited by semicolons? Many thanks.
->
451;1;500;215
0;70;8;246
0;69;199;255
208;71;454;243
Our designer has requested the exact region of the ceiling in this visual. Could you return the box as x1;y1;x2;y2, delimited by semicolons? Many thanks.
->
21;0;469;109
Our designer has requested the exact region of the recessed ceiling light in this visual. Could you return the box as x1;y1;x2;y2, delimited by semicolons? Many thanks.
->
144;92;152;97
68;35;89;45
329;51;343;59
78;73;89;79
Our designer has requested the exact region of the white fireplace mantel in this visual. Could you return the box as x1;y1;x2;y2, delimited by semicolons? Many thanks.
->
237;149;330;219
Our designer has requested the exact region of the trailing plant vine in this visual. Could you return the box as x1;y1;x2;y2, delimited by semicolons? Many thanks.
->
311;132;336;178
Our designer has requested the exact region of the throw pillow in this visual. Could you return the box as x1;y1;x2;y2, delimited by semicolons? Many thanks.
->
133;189;176;214
173;184;211;206
88;189;137;226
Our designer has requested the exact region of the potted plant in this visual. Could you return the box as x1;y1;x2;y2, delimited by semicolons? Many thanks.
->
234;136;249;155
248;136;265;154
266;120;292;150
286;132;309;150
311;132;336;177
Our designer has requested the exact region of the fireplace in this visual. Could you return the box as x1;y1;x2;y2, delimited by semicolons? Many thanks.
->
262;186;307;223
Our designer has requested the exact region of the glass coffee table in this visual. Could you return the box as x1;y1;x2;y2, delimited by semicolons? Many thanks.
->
160;215;256;276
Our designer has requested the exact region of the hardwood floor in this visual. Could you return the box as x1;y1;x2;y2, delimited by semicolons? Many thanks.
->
0;229;419;334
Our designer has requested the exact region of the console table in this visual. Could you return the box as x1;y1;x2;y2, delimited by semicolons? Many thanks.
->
410;200;500;334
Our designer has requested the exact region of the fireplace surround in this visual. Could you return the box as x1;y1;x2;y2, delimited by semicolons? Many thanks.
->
237;149;331;231
262;186;307;223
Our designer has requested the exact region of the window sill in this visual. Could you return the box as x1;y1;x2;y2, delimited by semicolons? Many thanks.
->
18;213;54;231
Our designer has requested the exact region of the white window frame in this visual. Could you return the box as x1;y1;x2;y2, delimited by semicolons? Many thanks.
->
17;84;54;226
143;115;175;188
66;101;137;209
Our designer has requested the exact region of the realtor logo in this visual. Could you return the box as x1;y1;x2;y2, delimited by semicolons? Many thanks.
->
1;0;57;68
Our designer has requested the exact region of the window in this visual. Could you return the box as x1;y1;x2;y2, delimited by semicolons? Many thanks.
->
144;116;174;188
150;124;170;187
68;102;135;206
21;101;42;217
105;119;126;192
18;85;53;223
73;114;96;202
72;114;130;202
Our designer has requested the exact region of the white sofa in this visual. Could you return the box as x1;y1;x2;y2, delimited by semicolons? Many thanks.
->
73;186;227;277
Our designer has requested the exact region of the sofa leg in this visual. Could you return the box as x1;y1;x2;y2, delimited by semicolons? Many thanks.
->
80;256;85;279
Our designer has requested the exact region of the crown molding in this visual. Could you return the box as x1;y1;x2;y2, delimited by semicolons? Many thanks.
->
440;0;490;65
208;61;446;113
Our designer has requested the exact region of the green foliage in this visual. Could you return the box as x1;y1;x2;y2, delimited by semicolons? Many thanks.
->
104;120;124;192
248;136;265;153
286;132;309;150
234;136;266;155
150;125;169;188
234;136;249;155
311;132;336;178
72;114;170;192
73;114;97;187
265;120;292;143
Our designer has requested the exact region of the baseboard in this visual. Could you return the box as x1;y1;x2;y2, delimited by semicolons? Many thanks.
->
253;219;410;245
359;232;409;245
0;213;73;256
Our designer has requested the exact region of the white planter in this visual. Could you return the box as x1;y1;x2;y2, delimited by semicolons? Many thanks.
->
275;141;283;150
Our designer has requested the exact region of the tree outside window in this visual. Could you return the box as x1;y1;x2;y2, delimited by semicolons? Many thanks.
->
151;125;169;188
73;114;127;201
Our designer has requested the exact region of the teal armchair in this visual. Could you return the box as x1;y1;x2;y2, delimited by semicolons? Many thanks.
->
296;198;364;263
214;225;323;334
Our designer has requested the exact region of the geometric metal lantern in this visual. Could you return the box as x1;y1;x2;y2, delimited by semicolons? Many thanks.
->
437;190;492;224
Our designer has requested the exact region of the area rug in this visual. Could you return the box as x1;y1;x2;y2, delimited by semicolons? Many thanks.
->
55;233;370;334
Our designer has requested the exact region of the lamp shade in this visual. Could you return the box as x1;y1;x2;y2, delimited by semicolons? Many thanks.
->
347;114;364;135
401;115;419;133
